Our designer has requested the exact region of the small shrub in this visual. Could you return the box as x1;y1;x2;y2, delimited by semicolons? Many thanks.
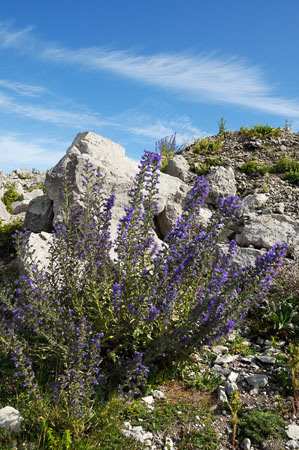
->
155;133;181;172
217;117;227;135
285;168;299;185
273;156;299;173
240;160;270;175
1;182;22;213
191;157;223;176
240;124;282;139
193;138;223;155
238;410;287;446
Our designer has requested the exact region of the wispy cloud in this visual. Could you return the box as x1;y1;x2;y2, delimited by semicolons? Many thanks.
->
0;88;205;144
0;133;65;172
0;21;33;49
1;22;299;117
0;79;47;97
0;91;109;129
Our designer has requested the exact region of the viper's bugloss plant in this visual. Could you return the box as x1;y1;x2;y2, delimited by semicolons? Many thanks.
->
0;150;286;414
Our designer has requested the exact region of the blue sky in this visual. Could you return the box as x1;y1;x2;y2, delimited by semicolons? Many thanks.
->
0;0;299;173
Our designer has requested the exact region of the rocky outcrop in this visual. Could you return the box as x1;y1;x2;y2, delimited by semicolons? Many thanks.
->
45;132;189;241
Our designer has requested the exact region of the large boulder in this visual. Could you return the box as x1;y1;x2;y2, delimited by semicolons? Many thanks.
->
164;155;190;182
236;213;299;256
45;132;189;241
23;195;54;233
205;166;237;205
23;188;44;201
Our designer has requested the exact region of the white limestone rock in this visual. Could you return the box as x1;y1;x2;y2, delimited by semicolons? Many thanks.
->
236;213;299;255
23;189;44;201
164;155;190;182
287;424;299;441
241;193;268;211
45;132;189;241
0;198;11;223
206;166;237;205
0;406;23;432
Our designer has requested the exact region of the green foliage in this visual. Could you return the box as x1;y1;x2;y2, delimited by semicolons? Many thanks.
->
271;156;299;185
228;336;255;356
1;182;22;213
27;182;47;194
275;342;299;414
250;264;299;338
285;168;299;185
191;157;223;176
217;117;227;135
193;137;223;155
238;410;287;446
0;217;24;262
177;361;222;391
239;124;282;139
240;160;270;175
155;133;181;172
253;297;299;337
123;397;219;449
226;392;242;448
273;156;299;173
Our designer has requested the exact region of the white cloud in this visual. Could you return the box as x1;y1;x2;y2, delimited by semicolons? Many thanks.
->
115;110;206;143
0;133;65;172
0;79;47;97
0;91;110;129
0;22;33;49
1;23;298;118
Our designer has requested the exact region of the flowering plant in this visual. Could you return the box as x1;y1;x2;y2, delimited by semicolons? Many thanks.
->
0;150;286;413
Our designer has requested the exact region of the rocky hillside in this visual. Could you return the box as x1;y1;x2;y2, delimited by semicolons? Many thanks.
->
177;127;299;221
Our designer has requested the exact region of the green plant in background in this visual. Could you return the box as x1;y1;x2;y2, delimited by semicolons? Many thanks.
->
1;182;22;213
123;397;219;449
285;119;292;131
193;137;223;155
0;217;24;264
276;343;299;414
239;124;282;139
155;133;181;172
217;117;227;135
177;360;222;391
273;156;299;173
272;156;299;185
238;409;287;446
27;182;47;194
240;160;270;175
228;336;255;356
226;392;242;449
250;263;299;338
253;296;299;338
191;157;223;176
